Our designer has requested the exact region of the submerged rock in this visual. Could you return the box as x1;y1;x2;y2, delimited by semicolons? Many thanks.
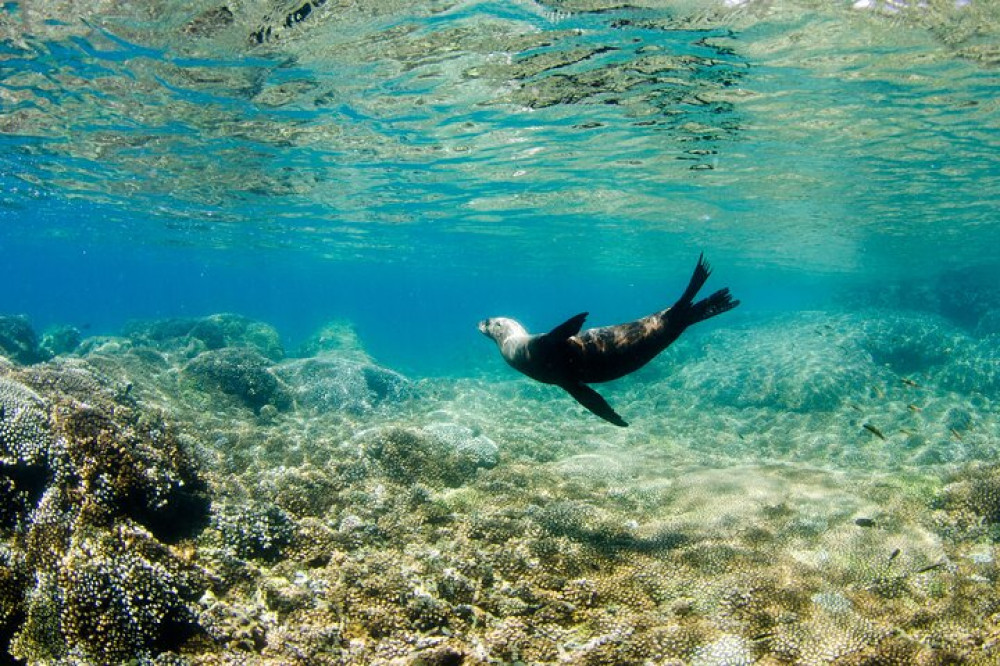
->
674;314;881;412
0;315;49;365
298;319;370;361
186;347;292;414
125;313;284;361
936;340;1000;398
38;325;81;358
356;424;498;488
276;354;412;414
855;311;965;374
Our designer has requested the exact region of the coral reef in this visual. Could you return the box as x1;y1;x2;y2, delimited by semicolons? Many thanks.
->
185;347;292;414
0;377;53;530
276;354;412;414
0;315;49;365
125;313;285;361
356;423;499;488
38;325;81;358
4;309;1000;664
298;319;371;361
13;525;206;664
213;501;295;561
1;357;211;663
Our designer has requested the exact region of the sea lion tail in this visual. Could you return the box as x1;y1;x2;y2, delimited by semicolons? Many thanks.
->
671;254;740;325
673;252;712;309
688;288;740;324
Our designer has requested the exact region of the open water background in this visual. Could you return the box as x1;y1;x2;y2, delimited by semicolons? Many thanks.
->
1;0;998;375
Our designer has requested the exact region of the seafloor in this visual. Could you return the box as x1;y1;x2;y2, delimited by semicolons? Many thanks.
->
3;300;1000;665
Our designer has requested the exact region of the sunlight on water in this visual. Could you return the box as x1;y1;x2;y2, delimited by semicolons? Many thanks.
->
2;0;995;277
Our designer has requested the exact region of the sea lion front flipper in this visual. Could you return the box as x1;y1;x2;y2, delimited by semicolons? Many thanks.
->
547;312;588;340
560;382;628;427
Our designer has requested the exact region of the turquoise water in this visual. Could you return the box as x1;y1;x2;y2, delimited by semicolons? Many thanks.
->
3;0;997;373
3;1;1000;664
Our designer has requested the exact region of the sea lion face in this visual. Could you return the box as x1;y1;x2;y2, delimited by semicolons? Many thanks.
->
478;317;526;344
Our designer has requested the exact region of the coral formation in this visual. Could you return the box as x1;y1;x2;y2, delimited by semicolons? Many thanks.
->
0;377;53;529
0;315;49;365
297;319;371;360
1;356;211;663
356;424;498;487
185;347;292;413
213;502;295;561
12;525;206;664
4;309;1000;664
125;313;285;361
0;376;52;468
276;354;412;414
38;325;81;358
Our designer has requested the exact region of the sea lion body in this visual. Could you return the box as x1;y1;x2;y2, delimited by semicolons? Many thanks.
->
479;254;738;426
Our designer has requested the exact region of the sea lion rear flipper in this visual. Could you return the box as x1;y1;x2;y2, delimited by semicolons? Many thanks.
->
560;382;628;427
547;312;588;339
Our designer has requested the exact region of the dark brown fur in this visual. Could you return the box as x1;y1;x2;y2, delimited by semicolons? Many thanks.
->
479;254;738;426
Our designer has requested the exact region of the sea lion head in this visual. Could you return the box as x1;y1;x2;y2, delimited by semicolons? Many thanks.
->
478;317;527;345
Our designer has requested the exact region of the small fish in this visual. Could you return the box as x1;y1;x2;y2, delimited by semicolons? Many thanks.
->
873;385;885;398
899;428;916;436
901;378;921;388
915;560;946;574
907;404;922;412
855;517;876;527
863;423;886;441
849;404;863;412
888;548;900;562
950;428;963;441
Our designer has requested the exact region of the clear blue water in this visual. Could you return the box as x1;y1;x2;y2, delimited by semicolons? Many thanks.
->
1;0;998;374
5;4;1000;663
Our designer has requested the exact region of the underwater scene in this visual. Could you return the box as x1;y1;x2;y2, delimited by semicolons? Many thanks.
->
3;0;1000;664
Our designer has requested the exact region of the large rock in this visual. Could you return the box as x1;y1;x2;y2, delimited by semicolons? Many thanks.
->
185;347;292;413
355;424;499;488
0;315;48;365
124;313;284;361
673;314;880;412
276;354;411;414
298;320;370;361
854;311;966;375
38;325;81;358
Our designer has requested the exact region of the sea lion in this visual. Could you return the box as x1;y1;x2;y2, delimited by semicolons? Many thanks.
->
478;254;738;426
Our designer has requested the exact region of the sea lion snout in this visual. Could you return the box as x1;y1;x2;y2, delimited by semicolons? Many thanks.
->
477;319;490;335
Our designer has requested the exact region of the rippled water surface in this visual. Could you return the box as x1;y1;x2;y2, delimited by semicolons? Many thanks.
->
3;1;998;369
3;1;997;267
